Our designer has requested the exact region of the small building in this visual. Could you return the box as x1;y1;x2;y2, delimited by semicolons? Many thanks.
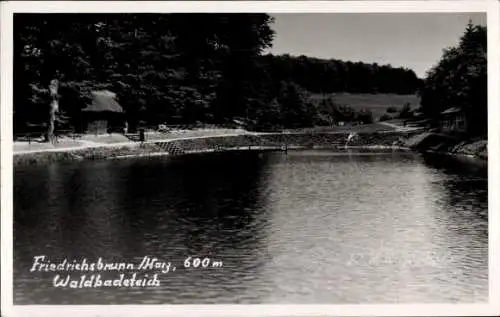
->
81;90;124;134
439;107;467;133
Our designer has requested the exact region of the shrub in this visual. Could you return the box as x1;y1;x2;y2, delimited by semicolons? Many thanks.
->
399;103;413;118
386;106;398;113
357;109;374;124
379;114;392;122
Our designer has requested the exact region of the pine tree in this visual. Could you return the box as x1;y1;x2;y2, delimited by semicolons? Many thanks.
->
419;21;486;135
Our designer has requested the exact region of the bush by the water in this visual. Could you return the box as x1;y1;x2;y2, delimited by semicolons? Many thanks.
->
379;114;392;122
398;103;414;119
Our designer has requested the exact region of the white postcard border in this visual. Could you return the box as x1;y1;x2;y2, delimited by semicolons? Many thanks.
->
1;1;499;316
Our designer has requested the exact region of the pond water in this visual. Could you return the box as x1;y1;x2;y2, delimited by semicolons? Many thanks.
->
14;150;488;304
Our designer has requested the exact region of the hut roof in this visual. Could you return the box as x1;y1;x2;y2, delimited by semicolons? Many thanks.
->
441;107;462;115
82;90;124;113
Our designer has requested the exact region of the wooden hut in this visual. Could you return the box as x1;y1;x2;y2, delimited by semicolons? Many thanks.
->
439;107;467;133
82;90;124;134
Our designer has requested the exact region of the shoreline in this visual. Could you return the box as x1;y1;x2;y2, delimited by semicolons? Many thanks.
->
108;145;412;160
12;131;486;166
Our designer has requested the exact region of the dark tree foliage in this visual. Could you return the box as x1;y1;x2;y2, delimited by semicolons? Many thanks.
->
419;22;487;136
277;81;316;128
399;103;413;119
260;54;422;95
14;13;422;133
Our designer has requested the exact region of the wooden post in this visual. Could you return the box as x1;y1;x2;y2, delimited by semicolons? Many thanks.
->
47;79;59;143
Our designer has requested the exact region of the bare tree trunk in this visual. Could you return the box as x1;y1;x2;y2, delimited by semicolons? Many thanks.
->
46;79;59;143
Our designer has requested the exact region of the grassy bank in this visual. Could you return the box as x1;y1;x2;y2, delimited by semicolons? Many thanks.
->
310;93;420;119
13;143;162;166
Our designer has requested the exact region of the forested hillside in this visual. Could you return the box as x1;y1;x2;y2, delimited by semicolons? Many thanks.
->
419;22;487;136
14;14;425;134
260;54;421;95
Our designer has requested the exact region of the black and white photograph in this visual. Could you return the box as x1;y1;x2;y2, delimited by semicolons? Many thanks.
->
1;1;499;316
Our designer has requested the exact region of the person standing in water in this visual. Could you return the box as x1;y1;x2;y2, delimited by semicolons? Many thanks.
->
346;132;357;146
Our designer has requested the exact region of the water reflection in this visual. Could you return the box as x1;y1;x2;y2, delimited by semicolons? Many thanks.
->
420;153;488;302
14;150;488;304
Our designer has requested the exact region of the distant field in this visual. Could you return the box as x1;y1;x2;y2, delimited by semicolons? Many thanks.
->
310;93;421;119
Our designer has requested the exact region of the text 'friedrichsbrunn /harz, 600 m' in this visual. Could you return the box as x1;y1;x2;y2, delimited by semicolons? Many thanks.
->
29;255;224;289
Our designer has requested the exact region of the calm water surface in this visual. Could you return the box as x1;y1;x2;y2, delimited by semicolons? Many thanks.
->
14;150;488;304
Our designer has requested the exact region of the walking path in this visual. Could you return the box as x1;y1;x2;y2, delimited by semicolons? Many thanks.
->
14;130;257;155
378;121;423;132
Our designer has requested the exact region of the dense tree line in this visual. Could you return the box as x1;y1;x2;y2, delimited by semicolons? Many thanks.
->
261;54;422;95
14;13;423;135
419;22;487;136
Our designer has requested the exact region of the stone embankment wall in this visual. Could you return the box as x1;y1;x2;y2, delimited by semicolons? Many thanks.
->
402;132;487;160
13;130;486;166
150;131;418;153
